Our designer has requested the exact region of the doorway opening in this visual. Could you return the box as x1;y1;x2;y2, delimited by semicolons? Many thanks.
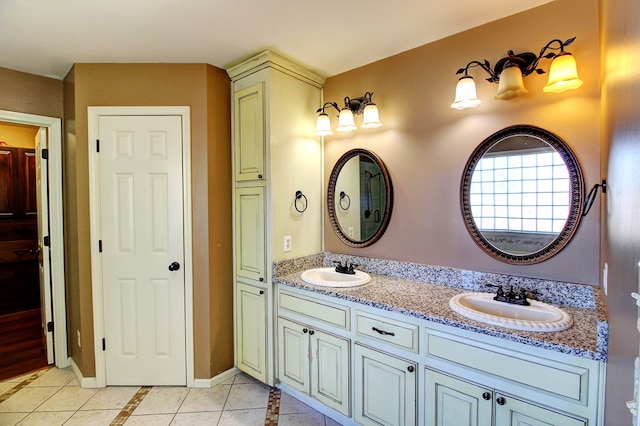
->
0;110;67;381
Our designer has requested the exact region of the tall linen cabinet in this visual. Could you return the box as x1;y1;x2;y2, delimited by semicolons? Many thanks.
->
227;51;324;385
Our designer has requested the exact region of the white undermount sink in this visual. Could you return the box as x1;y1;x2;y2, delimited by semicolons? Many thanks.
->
449;292;572;332
300;267;371;288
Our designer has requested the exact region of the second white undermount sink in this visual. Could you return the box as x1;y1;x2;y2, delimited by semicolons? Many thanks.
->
449;292;572;332
301;267;371;288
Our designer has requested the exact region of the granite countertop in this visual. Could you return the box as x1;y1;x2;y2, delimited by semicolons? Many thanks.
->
274;270;608;362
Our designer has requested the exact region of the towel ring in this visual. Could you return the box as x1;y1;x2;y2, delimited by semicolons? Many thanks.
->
295;190;308;213
339;191;351;210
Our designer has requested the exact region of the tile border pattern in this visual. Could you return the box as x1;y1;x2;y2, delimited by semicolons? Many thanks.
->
1;368;284;426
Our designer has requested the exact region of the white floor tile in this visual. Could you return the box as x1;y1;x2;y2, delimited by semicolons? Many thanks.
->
124;414;175;425
80;386;140;410
224;383;270;410
14;410;74;425
279;392;317;414
27;368;75;387
278;412;326;426
325;416;343;425
0;412;28;426
64;409;120;425
35;386;98;411
0;382;17;395
233;373;259;384
170;411;222;425
0;386;59;412
132;387;189;415
178;385;231;412
217;408;267;426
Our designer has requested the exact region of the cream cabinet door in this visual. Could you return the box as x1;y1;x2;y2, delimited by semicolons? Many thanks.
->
424;369;492;426
233;83;265;182
236;281;267;382
311;329;350;416
494;394;586;426
355;344;416;426
278;318;310;394
235;187;265;282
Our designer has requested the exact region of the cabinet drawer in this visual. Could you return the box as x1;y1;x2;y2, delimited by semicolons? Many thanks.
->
356;311;418;352
279;291;349;329
426;331;589;403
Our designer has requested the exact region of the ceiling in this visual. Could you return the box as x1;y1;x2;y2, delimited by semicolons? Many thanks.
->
0;0;553;80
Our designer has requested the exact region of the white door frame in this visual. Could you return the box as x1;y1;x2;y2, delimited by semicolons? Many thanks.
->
0;109;68;368
88;106;194;388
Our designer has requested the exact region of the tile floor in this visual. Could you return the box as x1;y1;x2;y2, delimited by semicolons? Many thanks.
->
0;367;343;425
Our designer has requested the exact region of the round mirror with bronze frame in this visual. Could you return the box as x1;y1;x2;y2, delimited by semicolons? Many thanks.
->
461;125;584;264
327;149;393;248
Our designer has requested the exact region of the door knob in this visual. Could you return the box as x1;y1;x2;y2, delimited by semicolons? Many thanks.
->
168;262;181;271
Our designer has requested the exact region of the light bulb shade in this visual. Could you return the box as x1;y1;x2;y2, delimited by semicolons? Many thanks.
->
315;113;333;136
451;76;481;110
543;52;584;93
337;108;357;132
361;104;383;128
494;65;528;100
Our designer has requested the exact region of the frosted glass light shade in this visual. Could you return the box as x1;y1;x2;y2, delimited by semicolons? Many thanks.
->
361;104;383;128
451;76;481;109
543;53;584;93
494;66;528;100
315;113;333;136
337;108;357;132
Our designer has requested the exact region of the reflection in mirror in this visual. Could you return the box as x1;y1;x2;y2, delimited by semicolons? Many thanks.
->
328;149;393;247
461;125;584;264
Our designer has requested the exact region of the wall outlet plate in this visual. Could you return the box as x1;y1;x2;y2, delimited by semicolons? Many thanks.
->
284;236;292;252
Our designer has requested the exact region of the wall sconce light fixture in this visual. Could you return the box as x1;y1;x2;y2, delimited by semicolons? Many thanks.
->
451;37;583;110
315;91;382;136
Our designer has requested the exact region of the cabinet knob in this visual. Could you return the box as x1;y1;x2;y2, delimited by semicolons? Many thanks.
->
259;290;264;295
259;277;264;282
258;174;263;179
407;365;415;373
309;330;315;335
496;396;506;406
482;392;491;400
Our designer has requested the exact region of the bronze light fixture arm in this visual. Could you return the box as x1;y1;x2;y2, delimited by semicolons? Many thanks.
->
316;101;340;115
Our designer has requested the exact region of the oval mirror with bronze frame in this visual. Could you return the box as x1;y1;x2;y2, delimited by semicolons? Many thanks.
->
461;125;584;264
327;149;393;248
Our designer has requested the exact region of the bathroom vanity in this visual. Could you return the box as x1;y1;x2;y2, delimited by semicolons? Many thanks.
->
273;255;607;426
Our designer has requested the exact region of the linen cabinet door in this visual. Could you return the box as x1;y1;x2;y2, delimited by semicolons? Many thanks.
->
424;368;492;426
278;318;310;394
233;83;265;182
310;329;350;416
354;344;416;426
236;282;267;382
235;187;265;283
494;393;586;426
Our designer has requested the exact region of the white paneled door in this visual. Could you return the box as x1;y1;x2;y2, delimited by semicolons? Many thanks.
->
98;115;186;386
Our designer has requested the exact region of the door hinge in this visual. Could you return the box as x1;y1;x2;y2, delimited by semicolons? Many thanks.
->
42;148;49;159
96;139;100;152
43;236;50;247
47;321;54;332
102;338;106;351
98;240;102;252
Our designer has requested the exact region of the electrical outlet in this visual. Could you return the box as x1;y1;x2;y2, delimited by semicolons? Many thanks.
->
77;330;82;348
348;227;354;238
284;236;292;252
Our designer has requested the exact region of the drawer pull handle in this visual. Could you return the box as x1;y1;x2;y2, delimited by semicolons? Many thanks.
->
372;327;395;336
482;392;491;400
308;330;315;335
407;365;414;373
496;397;506;406
302;328;308;333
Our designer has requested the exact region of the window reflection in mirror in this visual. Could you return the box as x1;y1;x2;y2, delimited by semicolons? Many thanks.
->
461;125;584;264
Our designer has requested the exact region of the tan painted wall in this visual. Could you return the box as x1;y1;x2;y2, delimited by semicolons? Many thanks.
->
600;0;640;423
63;63;233;379
0;67;63;118
324;0;601;285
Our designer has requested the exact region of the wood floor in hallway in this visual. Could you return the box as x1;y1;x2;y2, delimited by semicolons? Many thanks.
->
0;309;49;382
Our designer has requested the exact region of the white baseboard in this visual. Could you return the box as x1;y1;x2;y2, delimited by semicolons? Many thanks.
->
192;367;241;388
69;357;98;388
